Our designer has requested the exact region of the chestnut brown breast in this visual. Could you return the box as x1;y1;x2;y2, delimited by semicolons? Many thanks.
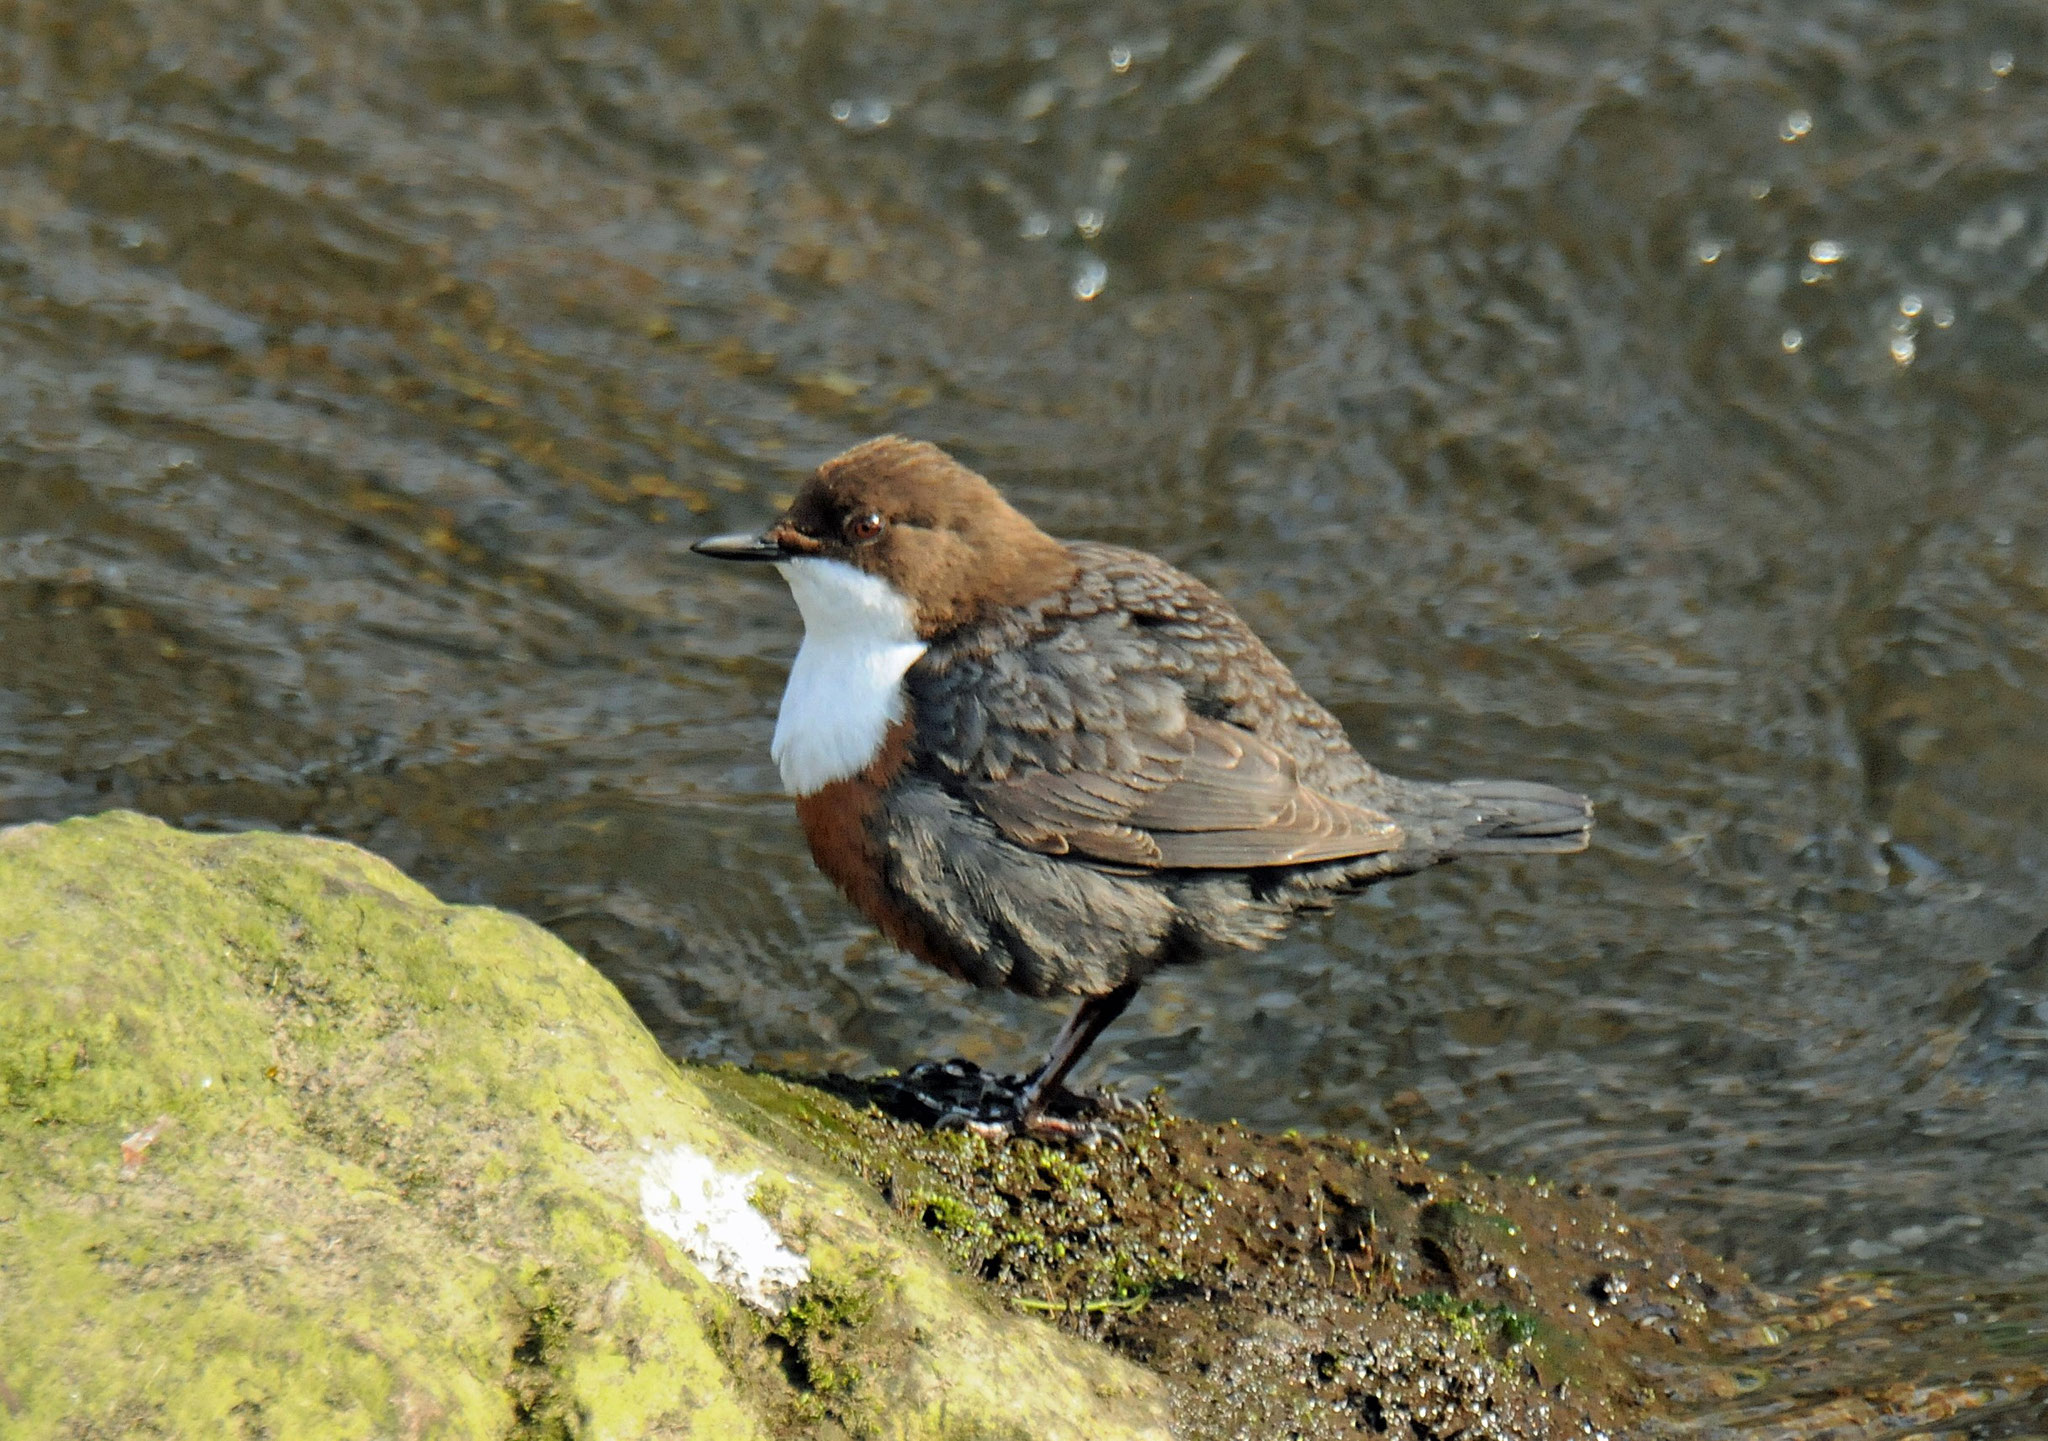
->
790;718;966;981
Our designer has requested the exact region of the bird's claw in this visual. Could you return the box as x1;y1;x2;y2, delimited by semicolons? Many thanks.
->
1017;1109;1123;1144
877;1059;1124;1143
934;1103;1120;1144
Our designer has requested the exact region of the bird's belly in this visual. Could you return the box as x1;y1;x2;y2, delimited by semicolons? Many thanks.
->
791;721;969;982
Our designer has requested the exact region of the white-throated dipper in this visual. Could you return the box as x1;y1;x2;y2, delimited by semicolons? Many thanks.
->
695;436;1591;1135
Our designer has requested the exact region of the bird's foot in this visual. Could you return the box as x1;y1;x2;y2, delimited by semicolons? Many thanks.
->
873;1059;1127;1144
939;1099;1121;1144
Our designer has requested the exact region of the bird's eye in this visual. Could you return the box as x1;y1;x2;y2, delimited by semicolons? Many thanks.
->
845;511;885;543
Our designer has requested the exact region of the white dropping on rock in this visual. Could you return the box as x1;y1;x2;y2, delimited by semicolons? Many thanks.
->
639;1144;810;1311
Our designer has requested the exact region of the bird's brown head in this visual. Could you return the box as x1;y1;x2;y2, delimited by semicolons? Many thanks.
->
693;436;1075;636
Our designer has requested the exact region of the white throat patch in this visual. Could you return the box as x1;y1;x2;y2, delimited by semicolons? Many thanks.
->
770;557;928;796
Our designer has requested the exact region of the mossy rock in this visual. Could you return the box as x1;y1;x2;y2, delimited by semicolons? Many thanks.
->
701;1069;1764;1440
0;812;1171;1440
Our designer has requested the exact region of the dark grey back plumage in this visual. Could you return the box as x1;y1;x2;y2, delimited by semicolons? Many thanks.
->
876;543;1591;999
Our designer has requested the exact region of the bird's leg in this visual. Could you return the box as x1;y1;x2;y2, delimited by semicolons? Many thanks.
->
1011;980;1140;1134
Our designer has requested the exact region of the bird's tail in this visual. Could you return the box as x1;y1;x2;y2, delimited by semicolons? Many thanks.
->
1445;778;1593;855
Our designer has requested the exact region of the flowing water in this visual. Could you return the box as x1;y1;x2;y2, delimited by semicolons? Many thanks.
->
2;0;2045;1428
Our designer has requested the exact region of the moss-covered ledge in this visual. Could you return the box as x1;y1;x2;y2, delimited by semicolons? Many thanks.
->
0;812;1171;1440
698;1071;1760;1440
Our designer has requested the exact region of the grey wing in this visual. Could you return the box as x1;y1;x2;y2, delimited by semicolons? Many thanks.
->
1130;720;1404;866
924;614;1403;871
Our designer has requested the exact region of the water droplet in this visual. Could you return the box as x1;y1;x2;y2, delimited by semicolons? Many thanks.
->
1110;44;1132;72
1899;293;1923;317
1890;335;1916;366
1019;212;1051;240
1808;239;1844;264
1695;240;1723;264
1990;51;2015;78
1075;207;1105;239
1781;328;1803;353
830;98;892;129
1780;109;1813;141
1800;261;1824;284
1932;306;1955;329
1073;257;1108;301
1749;180;1772;201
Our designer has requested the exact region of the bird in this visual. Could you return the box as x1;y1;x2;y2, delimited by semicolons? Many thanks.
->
694;436;1591;1136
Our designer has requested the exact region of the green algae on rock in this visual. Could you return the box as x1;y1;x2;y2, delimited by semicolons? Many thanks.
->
0;812;1170;1440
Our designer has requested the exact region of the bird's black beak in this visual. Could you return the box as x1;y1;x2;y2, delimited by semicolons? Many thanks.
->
690;531;788;563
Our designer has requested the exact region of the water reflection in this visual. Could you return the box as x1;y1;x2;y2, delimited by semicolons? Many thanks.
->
1;0;2045;1428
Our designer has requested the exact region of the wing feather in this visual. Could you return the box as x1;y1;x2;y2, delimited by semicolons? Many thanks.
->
911;552;1407;874
978;715;1401;870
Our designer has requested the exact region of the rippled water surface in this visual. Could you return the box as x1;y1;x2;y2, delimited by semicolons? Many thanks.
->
3;0;2046;1425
